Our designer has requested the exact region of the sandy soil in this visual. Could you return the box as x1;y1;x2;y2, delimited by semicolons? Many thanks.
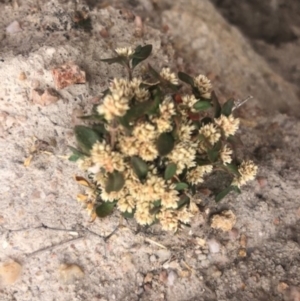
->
0;1;300;301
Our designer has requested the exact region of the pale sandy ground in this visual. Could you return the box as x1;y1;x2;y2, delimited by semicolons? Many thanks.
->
1;1;300;301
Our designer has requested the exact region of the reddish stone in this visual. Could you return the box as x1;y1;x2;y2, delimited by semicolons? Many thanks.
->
51;63;86;89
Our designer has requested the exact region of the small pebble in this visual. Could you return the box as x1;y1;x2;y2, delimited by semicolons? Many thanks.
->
136;272;144;286
207;239;220;254
59;264;84;283
277;282;289;293
159;270;168;283
197;254;207;261
149;255;157;263
0;261;22;285
144;272;153;283
6;21;22;33
167;270;177;286
18;72;27;81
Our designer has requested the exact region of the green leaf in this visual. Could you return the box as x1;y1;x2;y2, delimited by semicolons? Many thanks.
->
74;125;101;154
148;64;161;80
221;98;234;116
175;182;189;190
68;154;81;162
164;163;177;180
212;91;221;118
156;133;175;156
215;186;235;202
95;202;115;218
78;115;105;121
131;44;152;69
223;163;240;176
122;210;135;218
207;149;219;163
177;195;190;209
91;124;107;136
193;101;212;111
68;146;87;160
146;88;161;115
105;171;125;193
131;156;148;181
178;72;194;86
153;200;161;207
100;56;127;66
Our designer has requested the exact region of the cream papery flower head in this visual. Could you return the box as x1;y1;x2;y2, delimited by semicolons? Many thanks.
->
139;174;166;202
117;195;136;213
91;141;125;173
97;91;130;121
158;209;178;232
77;157;93;171
134;202;155;225
220;145;232;164
232;160;258;188
160;188;180;209
152;116;173;133
159;96;176;119
186;165;213;185
199;123;221;145
132;122;157;142
181;94;198;110
138;141;159;161
101;186;127;202
110;78;133;99
194;74;212;99
214;114;240;137
160;67;179;85
177;207;194;224
178;119;195;141
117;135;140;157
130;77;150;102
167;142;197;175
115;47;134;57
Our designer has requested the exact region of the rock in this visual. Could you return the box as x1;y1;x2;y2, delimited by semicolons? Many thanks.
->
149;254;157;263
162;0;300;116
277;282;289;293
59;264;84;283
240;234;247;248
18;72;27;81
155;249;171;263
144;272;153;283
207;239;221;254
210;210;236;231
0;261;22;285
159;269;168;283
167;270;177;286
31;88;60;106
136;272;144;286
238;248;247;258
51;63;86;90
6;21;22;34
41;88;60;106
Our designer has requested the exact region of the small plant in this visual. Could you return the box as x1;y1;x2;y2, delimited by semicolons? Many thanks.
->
69;45;257;231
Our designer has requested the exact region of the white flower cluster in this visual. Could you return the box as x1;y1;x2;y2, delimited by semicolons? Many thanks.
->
97;77;151;120
74;67;258;231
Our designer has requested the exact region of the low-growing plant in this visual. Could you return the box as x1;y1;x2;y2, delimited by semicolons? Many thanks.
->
69;45;258;231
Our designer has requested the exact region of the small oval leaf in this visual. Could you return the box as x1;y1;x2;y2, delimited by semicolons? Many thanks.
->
131;156;148;180
131;44;153;69
193;101;212;111
105;171;125;193
74;125;101;154
212;91;221;118
95;202;115;218
164;163;177;180
215;186;235;202
175;182;189;190
178;72;195;86
156;133;175;156
221;99;234;116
